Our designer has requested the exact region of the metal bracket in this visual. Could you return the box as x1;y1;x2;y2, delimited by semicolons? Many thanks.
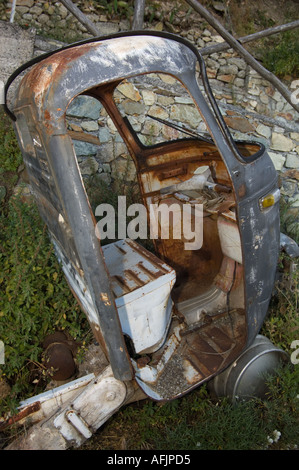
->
53;371;127;447
5;366;128;450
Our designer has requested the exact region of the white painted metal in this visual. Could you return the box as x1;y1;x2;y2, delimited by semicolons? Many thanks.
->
15;374;95;427
102;239;176;354
5;366;139;450
19;373;95;409
54;237;176;355
54;367;127;447
66;410;92;439
132;323;184;384
177;286;228;325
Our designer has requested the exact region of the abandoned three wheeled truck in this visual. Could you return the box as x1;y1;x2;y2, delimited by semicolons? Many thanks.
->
3;32;293;449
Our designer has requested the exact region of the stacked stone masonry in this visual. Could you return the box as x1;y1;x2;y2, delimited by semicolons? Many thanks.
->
2;0;299;213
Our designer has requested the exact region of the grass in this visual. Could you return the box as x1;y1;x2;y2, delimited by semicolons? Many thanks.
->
0;109;90;417
0;196;90;416
78;184;299;451
93;0;134;19
213;0;299;78
0;31;298;445
0;119;298;450
78;182;299;451
260;28;299;78
80;362;299;450
79;272;299;451
280;198;299;246
0;213;297;450
262;264;298;349
0;109;23;207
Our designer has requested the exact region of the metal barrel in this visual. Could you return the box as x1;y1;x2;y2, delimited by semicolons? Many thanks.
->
208;335;289;402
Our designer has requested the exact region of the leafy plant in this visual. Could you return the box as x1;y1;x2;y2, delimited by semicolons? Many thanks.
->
80;232;299;451
0;109;23;206
82;361;299;450
260;29;299;78
93;0;134;20
0;196;90;416
0;110;22;174
262;252;299;351
279;198;299;245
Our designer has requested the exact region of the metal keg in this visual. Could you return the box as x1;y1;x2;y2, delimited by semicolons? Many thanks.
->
208;335;289;402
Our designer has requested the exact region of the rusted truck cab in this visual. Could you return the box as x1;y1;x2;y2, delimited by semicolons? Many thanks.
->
6;32;282;405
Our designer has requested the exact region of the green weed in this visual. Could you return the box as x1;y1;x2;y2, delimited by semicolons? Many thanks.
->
0;109;23;206
0;197;89;416
260;29;299;78
262;254;298;350
83;366;299;450
280;198;299;245
81;247;299;451
93;0;134;20
0;110;22;174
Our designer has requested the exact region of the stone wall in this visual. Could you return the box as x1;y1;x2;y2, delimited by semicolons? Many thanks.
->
2;0;124;41
67;74;299;206
2;1;299;220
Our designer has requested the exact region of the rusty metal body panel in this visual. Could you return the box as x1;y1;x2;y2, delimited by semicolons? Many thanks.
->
5;32;280;408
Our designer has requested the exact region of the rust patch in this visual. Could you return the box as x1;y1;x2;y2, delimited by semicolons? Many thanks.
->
42;331;78;381
214;256;236;293
137;261;166;280
44;109;51;122
136;356;151;368
100;292;111;306
238;183;246;198
159;166;187;180
125;269;145;287
112;275;131;294
18;42;99;114
141;308;247;400
0;402;41;431
67;130;101;146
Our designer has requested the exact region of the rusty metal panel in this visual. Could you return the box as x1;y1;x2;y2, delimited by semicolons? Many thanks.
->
133;308;246;400
6;32;280;396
